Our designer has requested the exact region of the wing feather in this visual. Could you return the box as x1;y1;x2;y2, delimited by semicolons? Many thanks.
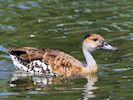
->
8;47;83;76
43;50;83;76
8;47;46;60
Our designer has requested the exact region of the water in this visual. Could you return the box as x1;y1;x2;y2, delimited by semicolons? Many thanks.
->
0;0;133;100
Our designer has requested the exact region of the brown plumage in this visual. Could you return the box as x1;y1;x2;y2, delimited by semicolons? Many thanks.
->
43;49;83;76
8;47;46;60
8;47;84;76
8;33;117;77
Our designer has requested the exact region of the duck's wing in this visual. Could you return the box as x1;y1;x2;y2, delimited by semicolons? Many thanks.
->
8;47;83;76
8;47;57;76
8;47;46;61
43;49;83;76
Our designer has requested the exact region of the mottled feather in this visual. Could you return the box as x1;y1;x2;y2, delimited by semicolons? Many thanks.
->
43;49;83;76
8;47;84;76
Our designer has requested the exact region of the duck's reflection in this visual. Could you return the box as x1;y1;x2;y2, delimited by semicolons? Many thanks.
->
82;74;98;100
9;70;98;99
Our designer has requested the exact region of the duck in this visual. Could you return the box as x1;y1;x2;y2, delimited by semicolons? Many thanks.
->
8;33;117;77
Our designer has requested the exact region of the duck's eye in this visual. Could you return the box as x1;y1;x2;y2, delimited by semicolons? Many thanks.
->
93;38;98;41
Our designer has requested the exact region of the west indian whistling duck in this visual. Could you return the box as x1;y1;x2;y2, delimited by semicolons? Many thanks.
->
8;33;117;77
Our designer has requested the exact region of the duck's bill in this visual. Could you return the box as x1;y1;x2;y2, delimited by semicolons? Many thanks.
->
100;41;118;51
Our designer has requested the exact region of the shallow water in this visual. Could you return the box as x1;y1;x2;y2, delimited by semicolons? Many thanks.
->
0;0;133;100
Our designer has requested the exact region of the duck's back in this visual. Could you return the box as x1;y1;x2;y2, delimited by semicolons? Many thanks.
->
8;47;83;76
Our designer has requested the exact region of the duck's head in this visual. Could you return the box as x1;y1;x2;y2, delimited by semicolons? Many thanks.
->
82;33;118;52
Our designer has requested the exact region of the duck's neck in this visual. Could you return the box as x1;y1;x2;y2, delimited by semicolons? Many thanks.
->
82;48;97;68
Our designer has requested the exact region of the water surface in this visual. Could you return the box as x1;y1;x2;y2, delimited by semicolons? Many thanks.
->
0;0;133;100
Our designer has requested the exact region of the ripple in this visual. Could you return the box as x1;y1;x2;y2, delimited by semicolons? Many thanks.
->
109;23;127;32
0;45;7;52
108;36;128;42
128;33;133;40
100;27;112;32
0;24;16;32
122;52;133;57
51;36;66;40
0;92;19;97
113;67;132;72
16;1;40;9
28;91;48;94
